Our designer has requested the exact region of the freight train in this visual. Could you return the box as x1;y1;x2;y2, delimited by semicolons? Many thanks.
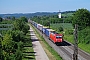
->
29;19;63;44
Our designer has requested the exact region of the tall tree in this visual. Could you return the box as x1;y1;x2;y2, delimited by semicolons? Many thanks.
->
0;38;3;60
0;17;3;22
2;33;15;60
13;19;25;31
12;16;15;20
72;8;90;30
2;33;14;52
20;16;28;22
13;19;29;35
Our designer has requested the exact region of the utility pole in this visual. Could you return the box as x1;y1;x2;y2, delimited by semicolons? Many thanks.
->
73;24;78;60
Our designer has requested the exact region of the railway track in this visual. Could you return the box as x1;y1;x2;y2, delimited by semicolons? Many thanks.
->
31;23;90;60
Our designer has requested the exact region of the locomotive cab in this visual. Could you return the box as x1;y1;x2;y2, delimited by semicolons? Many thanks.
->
55;34;63;43
50;31;63;44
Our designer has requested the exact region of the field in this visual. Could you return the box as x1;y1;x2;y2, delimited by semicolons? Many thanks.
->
62;13;73;17
0;24;13;30
50;23;73;30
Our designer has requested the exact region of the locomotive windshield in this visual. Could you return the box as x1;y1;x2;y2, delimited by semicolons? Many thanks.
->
56;36;62;39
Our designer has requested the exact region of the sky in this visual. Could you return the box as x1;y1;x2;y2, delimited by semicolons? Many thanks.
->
0;0;90;14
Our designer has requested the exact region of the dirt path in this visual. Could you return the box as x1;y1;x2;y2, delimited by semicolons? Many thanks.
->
30;26;49;60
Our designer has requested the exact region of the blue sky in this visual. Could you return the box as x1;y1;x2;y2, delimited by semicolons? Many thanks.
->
0;0;90;14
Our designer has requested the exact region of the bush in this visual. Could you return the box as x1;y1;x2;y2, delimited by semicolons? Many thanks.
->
15;50;22;60
58;26;63;32
78;27;90;44
65;29;73;35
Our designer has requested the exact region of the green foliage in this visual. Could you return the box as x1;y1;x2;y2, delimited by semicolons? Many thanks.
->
64;16;73;23
0;17;3;22
7;16;11;19
0;38;3;60
72;8;90;30
0;20;12;24
12;16;15;20
0;17;31;60
15;49;22;60
50;23;73;31
58;26;63;32
31;15;64;25
78;27;90;44
2;33;14;52
22;24;30;35
13;19;29;35
13;19;25;31
79;43;90;54
11;30;25;42
65;29;73;35
18;41;23;51
20;16;28;22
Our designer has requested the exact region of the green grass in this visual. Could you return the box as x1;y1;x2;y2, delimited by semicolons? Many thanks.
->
62;13;73;17
79;43;90;54
30;23;62;60
50;23;73;30
64;35;74;44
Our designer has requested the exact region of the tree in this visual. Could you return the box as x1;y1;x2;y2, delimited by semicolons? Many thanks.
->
13;19;25;31
22;24;30;35
2;33;15;60
15;49;22;60
20;16;28;22
0;38;3;60
58;26;63;32
0;17;3;22
72;8;90;30
2;33;14;52
12;16;15;20
7;16;11;19
13;19;29;34
11;30;25;42
15;41;23;60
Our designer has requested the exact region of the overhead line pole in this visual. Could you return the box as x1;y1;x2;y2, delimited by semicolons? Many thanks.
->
73;24;78;60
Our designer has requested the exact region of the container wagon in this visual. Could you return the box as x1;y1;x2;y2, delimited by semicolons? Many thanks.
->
45;29;55;37
43;27;49;34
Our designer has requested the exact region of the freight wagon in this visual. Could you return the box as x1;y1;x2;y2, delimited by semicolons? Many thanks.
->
37;24;43;31
43;26;49;34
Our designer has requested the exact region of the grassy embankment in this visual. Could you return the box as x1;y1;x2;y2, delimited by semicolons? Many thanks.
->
50;23;90;54
29;23;62;60
22;31;35;60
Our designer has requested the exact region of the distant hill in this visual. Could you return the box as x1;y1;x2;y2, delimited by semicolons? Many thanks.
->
0;11;75;18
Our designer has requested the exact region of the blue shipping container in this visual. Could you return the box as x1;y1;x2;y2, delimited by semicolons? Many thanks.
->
45;29;50;37
43;27;48;33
